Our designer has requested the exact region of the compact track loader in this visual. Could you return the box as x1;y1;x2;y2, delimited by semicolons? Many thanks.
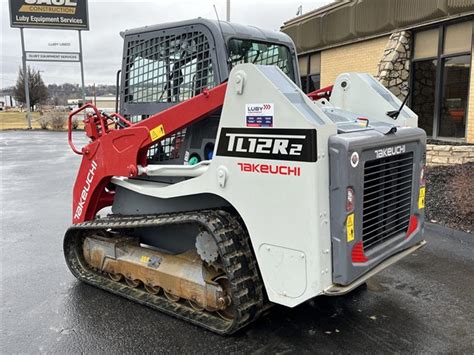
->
64;19;426;334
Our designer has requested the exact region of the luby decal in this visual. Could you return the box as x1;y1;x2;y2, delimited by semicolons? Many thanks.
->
374;145;406;159
216;128;317;162
238;162;301;176
245;103;273;127
74;159;97;220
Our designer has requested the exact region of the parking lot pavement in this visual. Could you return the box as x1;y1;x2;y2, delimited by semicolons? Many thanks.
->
1;130;473;353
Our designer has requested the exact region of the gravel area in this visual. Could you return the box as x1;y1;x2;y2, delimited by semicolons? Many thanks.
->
426;162;474;234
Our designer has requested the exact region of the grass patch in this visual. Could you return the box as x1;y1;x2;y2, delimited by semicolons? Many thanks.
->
0;111;43;130
0;111;84;130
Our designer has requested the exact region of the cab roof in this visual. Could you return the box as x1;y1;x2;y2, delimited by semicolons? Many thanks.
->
121;18;295;48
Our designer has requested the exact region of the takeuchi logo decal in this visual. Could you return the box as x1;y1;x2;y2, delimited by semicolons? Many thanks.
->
20;0;78;15
374;145;406;159
74;160;98;221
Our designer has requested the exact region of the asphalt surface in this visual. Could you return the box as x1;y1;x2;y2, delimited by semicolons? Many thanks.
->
1;130;473;353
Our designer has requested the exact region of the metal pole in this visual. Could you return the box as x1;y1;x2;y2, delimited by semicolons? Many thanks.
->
226;0;230;21
20;28;32;129
78;30;86;104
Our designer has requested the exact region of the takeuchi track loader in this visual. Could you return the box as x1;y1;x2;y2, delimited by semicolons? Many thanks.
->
64;19;427;334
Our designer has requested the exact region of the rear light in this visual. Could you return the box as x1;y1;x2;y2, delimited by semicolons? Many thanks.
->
351;241;368;263
406;215;418;239
346;187;355;212
420;165;426;186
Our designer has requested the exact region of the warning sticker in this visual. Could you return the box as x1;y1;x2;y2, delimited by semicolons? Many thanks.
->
245;103;274;127
418;186;426;209
150;124;166;141
346;213;355;242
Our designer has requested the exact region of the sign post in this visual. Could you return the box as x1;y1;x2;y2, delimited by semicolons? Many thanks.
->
8;0;89;127
19;27;32;129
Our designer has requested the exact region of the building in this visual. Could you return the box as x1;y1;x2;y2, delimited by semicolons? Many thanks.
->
67;96;117;112
281;0;474;143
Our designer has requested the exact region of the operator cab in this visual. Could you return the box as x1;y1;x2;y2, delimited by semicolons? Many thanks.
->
118;19;299;169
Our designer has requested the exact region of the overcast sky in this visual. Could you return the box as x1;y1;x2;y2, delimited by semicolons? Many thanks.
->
0;0;331;87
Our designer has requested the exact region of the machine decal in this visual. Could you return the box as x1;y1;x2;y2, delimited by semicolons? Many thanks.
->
140;255;150;263
346;213;355;242
150;124;166;142
350;152;359;168
237;162;301;176
418;187;426;209
216;128;317;162
245;103;273;127
374;144;406;158
73;159;98;221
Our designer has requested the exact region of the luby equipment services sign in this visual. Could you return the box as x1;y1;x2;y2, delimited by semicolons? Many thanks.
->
9;0;89;30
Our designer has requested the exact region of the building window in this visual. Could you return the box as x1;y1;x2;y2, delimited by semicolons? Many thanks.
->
299;53;320;93
411;20;472;140
412;60;437;136
440;55;470;137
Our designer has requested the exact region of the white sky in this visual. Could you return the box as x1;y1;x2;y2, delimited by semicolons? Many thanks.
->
0;0;331;87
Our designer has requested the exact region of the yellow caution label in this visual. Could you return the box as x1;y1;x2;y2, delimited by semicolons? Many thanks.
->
149;124;166;142
140;255;150;263
418;187;426;209
346;213;355;242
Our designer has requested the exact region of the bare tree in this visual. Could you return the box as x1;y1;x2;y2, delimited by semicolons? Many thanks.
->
13;66;49;111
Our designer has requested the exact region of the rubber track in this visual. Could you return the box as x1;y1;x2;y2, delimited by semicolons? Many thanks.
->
63;210;265;335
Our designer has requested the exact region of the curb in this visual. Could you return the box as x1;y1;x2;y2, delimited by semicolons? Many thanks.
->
425;222;473;240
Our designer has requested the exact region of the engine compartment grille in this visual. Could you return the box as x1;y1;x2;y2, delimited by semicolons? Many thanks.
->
362;152;414;251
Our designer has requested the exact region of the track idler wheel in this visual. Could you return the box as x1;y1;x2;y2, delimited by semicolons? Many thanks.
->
144;284;161;295
214;275;235;321
164;290;180;302
108;273;123;282
125;277;140;288
188;299;205;311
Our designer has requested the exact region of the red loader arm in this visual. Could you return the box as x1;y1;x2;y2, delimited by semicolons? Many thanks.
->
307;85;333;101
68;84;227;224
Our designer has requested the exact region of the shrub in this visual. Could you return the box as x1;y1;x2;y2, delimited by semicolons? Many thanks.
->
38;115;49;129
45;111;67;130
72;118;80;130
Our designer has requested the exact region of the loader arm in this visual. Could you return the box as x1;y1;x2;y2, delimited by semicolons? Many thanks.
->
69;83;227;224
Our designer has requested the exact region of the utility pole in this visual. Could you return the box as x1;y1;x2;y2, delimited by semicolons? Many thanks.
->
226;0;230;21
78;30;86;105
93;83;96;106
20;28;32;129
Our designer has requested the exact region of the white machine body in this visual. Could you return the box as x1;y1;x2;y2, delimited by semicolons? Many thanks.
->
112;64;426;308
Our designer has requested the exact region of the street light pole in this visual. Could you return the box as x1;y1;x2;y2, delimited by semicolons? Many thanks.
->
20;28;32;129
226;0;230;21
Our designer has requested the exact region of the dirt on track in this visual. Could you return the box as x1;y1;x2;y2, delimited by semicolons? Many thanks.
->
426;162;474;234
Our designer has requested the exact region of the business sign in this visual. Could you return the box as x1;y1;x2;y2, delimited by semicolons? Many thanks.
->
26;51;80;62
9;0;89;30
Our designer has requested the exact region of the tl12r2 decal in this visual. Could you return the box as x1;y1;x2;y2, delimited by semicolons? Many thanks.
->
216;128;317;162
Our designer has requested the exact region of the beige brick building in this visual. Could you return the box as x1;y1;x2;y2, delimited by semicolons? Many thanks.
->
281;0;474;144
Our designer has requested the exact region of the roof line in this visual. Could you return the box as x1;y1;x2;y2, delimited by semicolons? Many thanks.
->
282;1;350;27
